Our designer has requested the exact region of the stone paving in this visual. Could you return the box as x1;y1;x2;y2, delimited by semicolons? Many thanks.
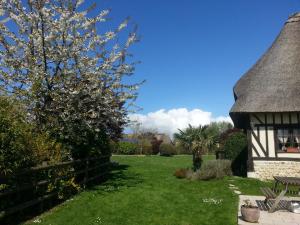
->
229;183;242;195
238;195;300;225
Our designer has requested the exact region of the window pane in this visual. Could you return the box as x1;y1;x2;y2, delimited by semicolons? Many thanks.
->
277;127;300;152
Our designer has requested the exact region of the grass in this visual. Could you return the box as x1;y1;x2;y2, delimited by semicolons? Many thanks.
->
24;155;269;225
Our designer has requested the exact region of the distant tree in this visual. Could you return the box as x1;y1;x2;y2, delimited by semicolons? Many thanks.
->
206;122;233;139
151;136;163;154
206;121;233;152
174;125;194;153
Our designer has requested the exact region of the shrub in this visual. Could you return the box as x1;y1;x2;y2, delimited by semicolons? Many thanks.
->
29;132;69;163
151;137;163;154
67;127;110;159
160;143;176;156
141;144;152;155
0;97;36;175
0;97;69;174
173;168;190;179
117;142;139;155
174;168;193;179
191;160;232;180
223;131;248;176
110;141;119;154
175;145;190;154
47;175;81;200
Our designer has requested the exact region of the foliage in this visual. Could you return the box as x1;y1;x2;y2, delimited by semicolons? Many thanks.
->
110;141;119;154
141;143;152;155
206;122;233;152
219;128;241;149
206;122;233;138
151;136;163;154
47;175;81;200
116;142;139;155
174;145;186;154
0;97;36;175
174;168;191;178
242;199;256;208
174;124;217;170
111;139;154;155
29;132;69;163
159;143;176;156
174;159;232;181
223;131;248;176
192;160;232;180
0;0;142;158
173;125;194;153
0;97;71;175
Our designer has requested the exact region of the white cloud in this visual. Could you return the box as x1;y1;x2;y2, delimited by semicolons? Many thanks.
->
128;108;232;137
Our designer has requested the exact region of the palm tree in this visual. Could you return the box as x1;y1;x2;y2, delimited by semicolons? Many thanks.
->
174;124;216;170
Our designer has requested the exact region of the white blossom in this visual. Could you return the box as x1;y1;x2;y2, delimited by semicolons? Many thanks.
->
0;0;142;141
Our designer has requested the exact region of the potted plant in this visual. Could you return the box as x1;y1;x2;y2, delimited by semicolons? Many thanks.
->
287;147;299;153
286;145;299;153
241;199;260;223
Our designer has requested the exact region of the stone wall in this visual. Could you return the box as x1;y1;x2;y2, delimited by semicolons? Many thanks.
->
247;160;300;180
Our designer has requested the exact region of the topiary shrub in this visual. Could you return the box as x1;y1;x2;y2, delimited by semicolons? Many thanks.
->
159;143;176;156
117;142;139;155
223;131;248;176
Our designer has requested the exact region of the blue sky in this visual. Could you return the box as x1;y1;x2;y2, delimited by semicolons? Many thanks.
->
89;0;300;134
97;0;299;115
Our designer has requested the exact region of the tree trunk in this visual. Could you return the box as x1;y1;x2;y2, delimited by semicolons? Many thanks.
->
193;150;203;171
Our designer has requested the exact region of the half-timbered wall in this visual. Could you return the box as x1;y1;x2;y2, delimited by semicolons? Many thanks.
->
247;113;300;180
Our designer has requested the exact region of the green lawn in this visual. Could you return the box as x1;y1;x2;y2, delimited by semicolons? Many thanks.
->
25;155;269;225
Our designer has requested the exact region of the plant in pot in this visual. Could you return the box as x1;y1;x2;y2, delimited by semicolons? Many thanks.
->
241;199;260;223
285;137;299;153
286;143;299;153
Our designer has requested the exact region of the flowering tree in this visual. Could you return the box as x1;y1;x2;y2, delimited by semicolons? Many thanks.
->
0;0;142;157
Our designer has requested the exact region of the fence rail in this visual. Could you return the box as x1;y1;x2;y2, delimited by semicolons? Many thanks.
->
0;155;111;222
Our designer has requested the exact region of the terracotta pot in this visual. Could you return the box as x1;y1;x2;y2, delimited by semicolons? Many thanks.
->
241;206;260;223
287;147;299;153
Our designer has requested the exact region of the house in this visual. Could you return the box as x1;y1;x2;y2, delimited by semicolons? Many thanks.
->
230;13;300;180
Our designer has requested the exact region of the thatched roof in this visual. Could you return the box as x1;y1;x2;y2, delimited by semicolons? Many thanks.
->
230;13;300;127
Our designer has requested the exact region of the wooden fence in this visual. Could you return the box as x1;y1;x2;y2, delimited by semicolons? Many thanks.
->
0;155;111;222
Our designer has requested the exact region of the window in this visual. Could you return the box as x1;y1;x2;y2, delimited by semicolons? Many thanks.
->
277;128;300;152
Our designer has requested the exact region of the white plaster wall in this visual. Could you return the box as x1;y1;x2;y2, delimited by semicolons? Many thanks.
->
249;113;300;159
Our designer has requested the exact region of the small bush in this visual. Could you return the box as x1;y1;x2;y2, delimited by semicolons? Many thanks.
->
47;176;81;200
0;97;36;175
174;168;192;179
117;142;139;155
175;145;191;154
191;160;232;180
110;141;119;154
141;144;152;155
160;143;176;156
151;137;163;154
